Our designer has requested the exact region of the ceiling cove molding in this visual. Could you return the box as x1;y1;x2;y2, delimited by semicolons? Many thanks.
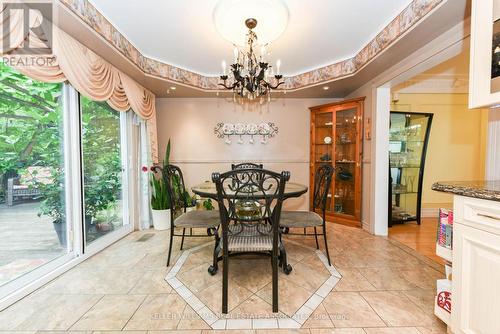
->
60;0;444;91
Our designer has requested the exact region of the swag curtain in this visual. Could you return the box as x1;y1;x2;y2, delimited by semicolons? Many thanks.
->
0;4;159;162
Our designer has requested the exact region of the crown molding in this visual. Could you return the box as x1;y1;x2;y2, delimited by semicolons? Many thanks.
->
59;0;445;92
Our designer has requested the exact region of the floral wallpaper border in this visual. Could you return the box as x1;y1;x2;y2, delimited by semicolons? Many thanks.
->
60;0;444;91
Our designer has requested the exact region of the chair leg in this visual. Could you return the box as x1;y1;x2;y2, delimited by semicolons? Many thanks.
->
208;231;220;275
314;226;320;249
167;226;174;267
323;224;332;266
180;228;186;250
222;249;229;314
272;250;279;313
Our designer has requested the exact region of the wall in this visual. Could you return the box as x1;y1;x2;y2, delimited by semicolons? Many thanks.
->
391;93;489;211
156;97;336;211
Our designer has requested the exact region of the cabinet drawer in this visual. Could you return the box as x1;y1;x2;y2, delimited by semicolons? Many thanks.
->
454;196;500;235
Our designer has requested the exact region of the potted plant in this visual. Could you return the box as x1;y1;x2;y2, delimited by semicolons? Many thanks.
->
183;190;197;212
150;174;171;230
37;168;67;247
149;139;172;230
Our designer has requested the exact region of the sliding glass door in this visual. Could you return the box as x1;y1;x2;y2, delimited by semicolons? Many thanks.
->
0;63;73;298
0;63;132;306
80;97;129;245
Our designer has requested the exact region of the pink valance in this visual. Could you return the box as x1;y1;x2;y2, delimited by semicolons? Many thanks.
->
0;4;158;162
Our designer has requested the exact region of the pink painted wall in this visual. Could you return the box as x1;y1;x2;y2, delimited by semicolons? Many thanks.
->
156;97;338;211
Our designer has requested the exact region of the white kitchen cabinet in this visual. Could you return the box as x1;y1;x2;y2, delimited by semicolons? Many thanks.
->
452;196;500;334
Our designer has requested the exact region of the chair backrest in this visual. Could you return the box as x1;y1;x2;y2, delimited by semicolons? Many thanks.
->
231;162;264;170
151;164;188;217
212;168;290;241
312;164;334;213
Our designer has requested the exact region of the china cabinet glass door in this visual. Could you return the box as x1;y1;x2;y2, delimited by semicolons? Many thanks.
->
334;107;359;217
312;111;334;211
389;111;433;226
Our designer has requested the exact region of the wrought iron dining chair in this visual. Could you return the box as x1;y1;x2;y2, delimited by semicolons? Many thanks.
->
152;164;220;266
231;162;263;170
212;168;290;314
280;164;334;265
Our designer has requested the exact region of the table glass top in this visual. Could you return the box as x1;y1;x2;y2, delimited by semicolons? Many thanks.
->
192;181;308;197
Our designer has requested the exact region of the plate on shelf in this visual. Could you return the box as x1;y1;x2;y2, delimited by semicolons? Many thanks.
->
222;123;234;135
324;136;332;144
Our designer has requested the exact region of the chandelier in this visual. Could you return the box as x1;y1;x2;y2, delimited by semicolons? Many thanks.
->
219;18;284;101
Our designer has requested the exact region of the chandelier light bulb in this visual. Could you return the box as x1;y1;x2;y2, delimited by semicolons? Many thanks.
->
233;47;239;63
221;60;227;75
276;59;281;75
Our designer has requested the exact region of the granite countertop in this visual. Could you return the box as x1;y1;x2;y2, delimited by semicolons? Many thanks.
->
432;180;500;202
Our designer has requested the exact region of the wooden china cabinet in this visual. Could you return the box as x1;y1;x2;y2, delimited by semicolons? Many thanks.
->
309;97;364;227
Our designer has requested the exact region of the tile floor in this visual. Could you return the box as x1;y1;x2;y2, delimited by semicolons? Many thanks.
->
0;223;447;333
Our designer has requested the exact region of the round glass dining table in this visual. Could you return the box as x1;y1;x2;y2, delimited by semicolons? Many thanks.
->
191;181;308;200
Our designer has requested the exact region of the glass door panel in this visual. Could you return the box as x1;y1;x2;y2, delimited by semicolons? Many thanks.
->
389;112;433;224
334;108;357;216
0;63;69;291
80;97;125;244
313;112;334;211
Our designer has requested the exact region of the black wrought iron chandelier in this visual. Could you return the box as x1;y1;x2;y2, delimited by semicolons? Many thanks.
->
219;18;284;101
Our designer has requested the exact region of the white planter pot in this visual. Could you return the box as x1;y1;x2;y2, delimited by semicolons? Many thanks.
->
151;209;171;231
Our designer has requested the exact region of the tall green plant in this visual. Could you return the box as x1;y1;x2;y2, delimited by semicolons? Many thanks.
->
150;175;169;210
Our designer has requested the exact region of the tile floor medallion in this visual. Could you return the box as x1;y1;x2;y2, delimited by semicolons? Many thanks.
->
165;239;342;330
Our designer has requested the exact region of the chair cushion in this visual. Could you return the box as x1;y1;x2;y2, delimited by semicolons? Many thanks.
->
174;210;220;228
280;211;323;228
227;224;273;252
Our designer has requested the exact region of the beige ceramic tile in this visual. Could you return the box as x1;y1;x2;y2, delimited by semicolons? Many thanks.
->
322;292;385;328
0;293;101;331
363;327;421;334
333;268;376;292
129;269;173;294
357;267;419;290
302;303;334;328
178;263;221;293
198;280;253;314
416;324;448;334
201;331;255;334
177;304;211;330
125;294;187;330
70;294;146;330
361;291;435;327
282;262;330;293
402;289;436;316
256;329;311;334
228;258;272;294
148;330;202;334
41;267;144;294
399;267;443;290
309;329;366;334
229;295;282;320
256;278;313;317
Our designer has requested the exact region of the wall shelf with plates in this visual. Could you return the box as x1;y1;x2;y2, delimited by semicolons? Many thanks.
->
310;97;364;227
214;122;278;144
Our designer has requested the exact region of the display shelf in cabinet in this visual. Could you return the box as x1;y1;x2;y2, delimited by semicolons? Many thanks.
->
310;97;364;228
436;243;452;262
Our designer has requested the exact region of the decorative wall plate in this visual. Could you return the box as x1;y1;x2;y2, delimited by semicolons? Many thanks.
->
324;136;332;144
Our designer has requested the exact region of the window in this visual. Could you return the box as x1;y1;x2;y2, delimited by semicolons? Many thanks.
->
0;63;69;291
80;97;127;244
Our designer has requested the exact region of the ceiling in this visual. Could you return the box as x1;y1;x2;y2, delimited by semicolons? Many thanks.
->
87;0;412;77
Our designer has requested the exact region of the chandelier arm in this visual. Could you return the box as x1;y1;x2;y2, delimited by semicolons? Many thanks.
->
265;81;285;90
218;82;239;90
